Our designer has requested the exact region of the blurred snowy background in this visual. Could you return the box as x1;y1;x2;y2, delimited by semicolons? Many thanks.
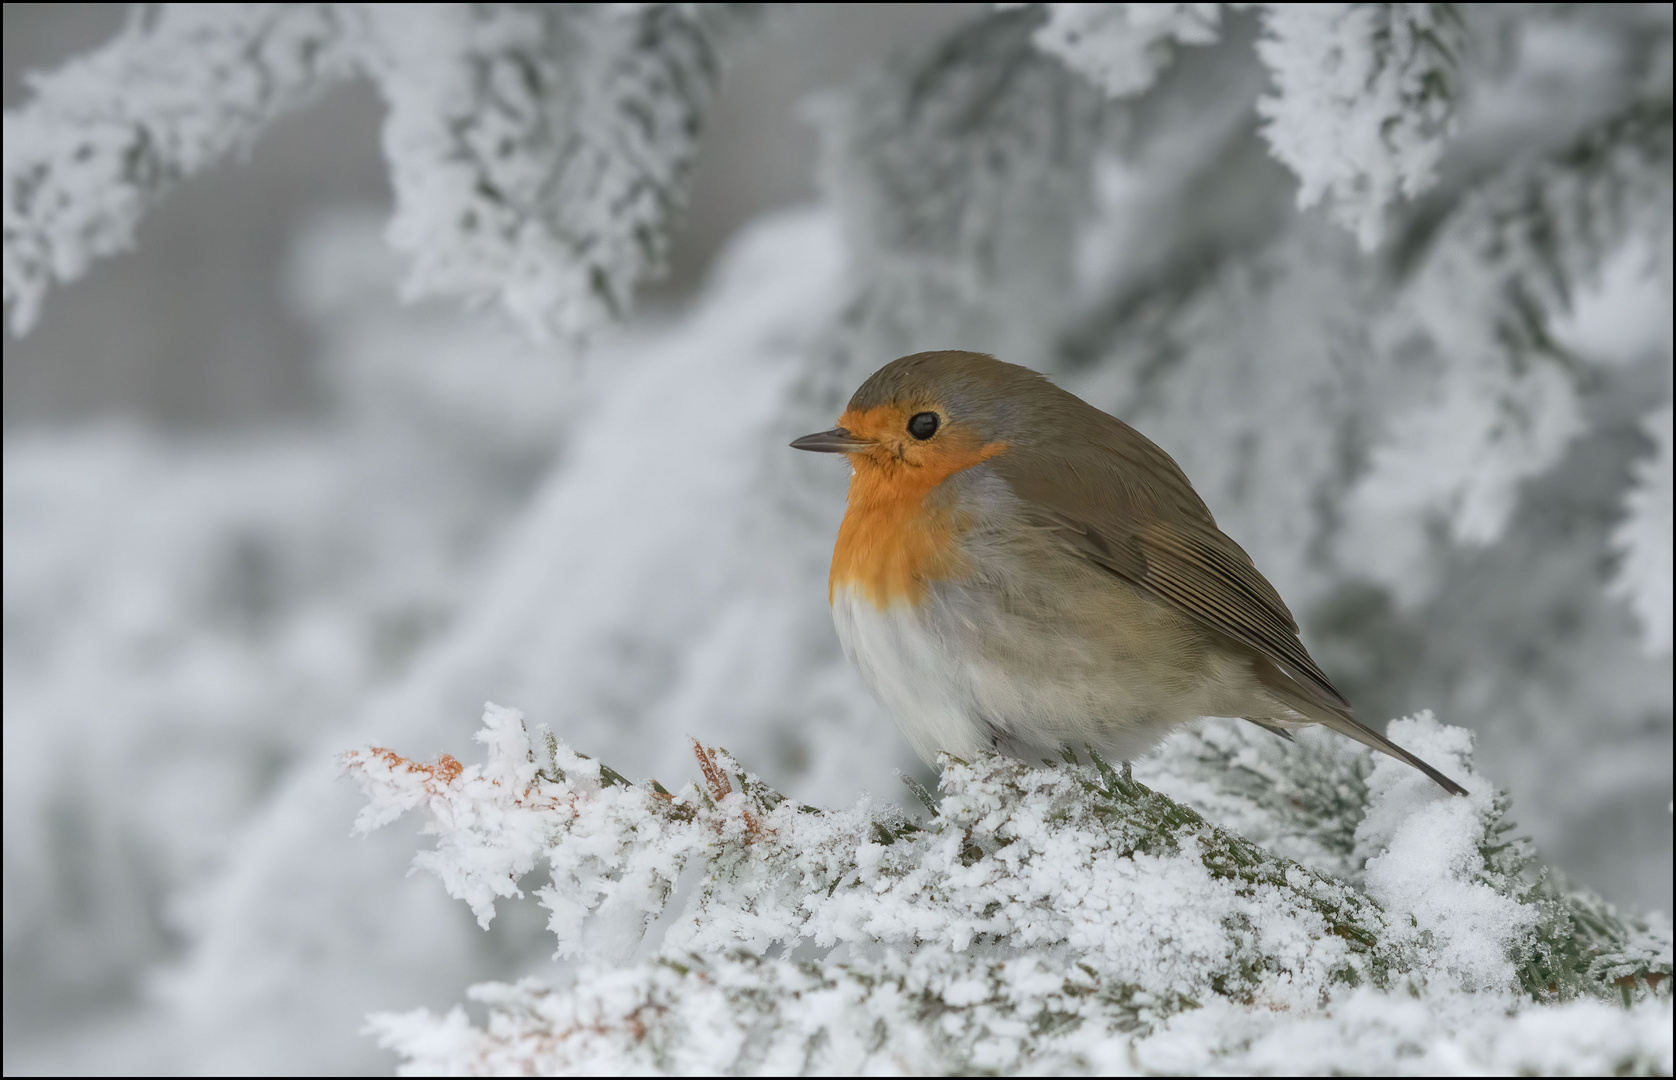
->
3;3;1670;1073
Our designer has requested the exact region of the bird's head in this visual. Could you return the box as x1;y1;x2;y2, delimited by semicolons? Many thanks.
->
791;351;1059;487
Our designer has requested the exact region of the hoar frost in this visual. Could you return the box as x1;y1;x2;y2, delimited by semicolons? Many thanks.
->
2;3;752;338
1256;4;1465;251
346;705;1671;1074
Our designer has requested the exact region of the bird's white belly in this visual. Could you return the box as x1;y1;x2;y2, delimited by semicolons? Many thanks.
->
831;586;996;763
831;580;1195;766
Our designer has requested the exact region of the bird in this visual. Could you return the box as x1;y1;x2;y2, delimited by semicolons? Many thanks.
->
791;350;1466;796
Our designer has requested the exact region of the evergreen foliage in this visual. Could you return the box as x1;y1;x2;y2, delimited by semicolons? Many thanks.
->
347;706;1670;1073
3;3;755;338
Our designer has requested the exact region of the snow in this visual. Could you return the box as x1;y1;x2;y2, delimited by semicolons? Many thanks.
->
1356;716;1532;993
345;704;1671;1074
1137;992;1672;1075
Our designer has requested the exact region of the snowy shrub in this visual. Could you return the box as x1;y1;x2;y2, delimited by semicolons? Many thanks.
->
346;706;1671;1074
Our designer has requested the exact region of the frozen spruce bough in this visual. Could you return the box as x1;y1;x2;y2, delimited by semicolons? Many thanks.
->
345;705;1671;1075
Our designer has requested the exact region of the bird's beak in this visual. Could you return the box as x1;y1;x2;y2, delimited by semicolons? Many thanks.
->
790;427;874;453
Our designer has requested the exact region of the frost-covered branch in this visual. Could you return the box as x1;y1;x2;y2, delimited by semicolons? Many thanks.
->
2;4;360;335
3;3;752;339
1015;3;1465;250
1256;3;1466;250
1342;97;1674;601
1611;404;1674;654
1020;3;1222;99
344;705;1671;1074
367;3;746;338
820;7;1109;364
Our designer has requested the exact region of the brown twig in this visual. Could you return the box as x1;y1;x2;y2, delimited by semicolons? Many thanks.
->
691;737;733;802
356;747;463;791
690;737;767;838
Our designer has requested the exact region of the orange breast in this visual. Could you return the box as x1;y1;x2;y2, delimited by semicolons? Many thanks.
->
828;407;1006;608
830;479;970;608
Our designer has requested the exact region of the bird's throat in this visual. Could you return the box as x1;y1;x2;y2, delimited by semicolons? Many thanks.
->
828;443;1004;608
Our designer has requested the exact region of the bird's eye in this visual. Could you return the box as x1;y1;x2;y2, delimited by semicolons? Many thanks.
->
907;412;939;440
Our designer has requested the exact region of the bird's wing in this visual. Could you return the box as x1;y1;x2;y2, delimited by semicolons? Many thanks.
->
988;401;1468;795
993;420;1352;715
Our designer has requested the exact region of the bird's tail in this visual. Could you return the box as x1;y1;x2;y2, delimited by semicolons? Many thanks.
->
1252;657;1468;796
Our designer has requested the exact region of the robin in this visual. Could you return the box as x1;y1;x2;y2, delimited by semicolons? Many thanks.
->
792;350;1466;795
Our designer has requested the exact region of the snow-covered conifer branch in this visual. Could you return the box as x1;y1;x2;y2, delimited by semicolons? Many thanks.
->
1015;3;1464;249
345;705;1671;1073
2;4;361;335
1256;4;1466;251
1610;404;1674;654
3;3;752;340
367;3;749;338
1343;97;1674;599
1021;3;1223;99
820;7;1107;358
